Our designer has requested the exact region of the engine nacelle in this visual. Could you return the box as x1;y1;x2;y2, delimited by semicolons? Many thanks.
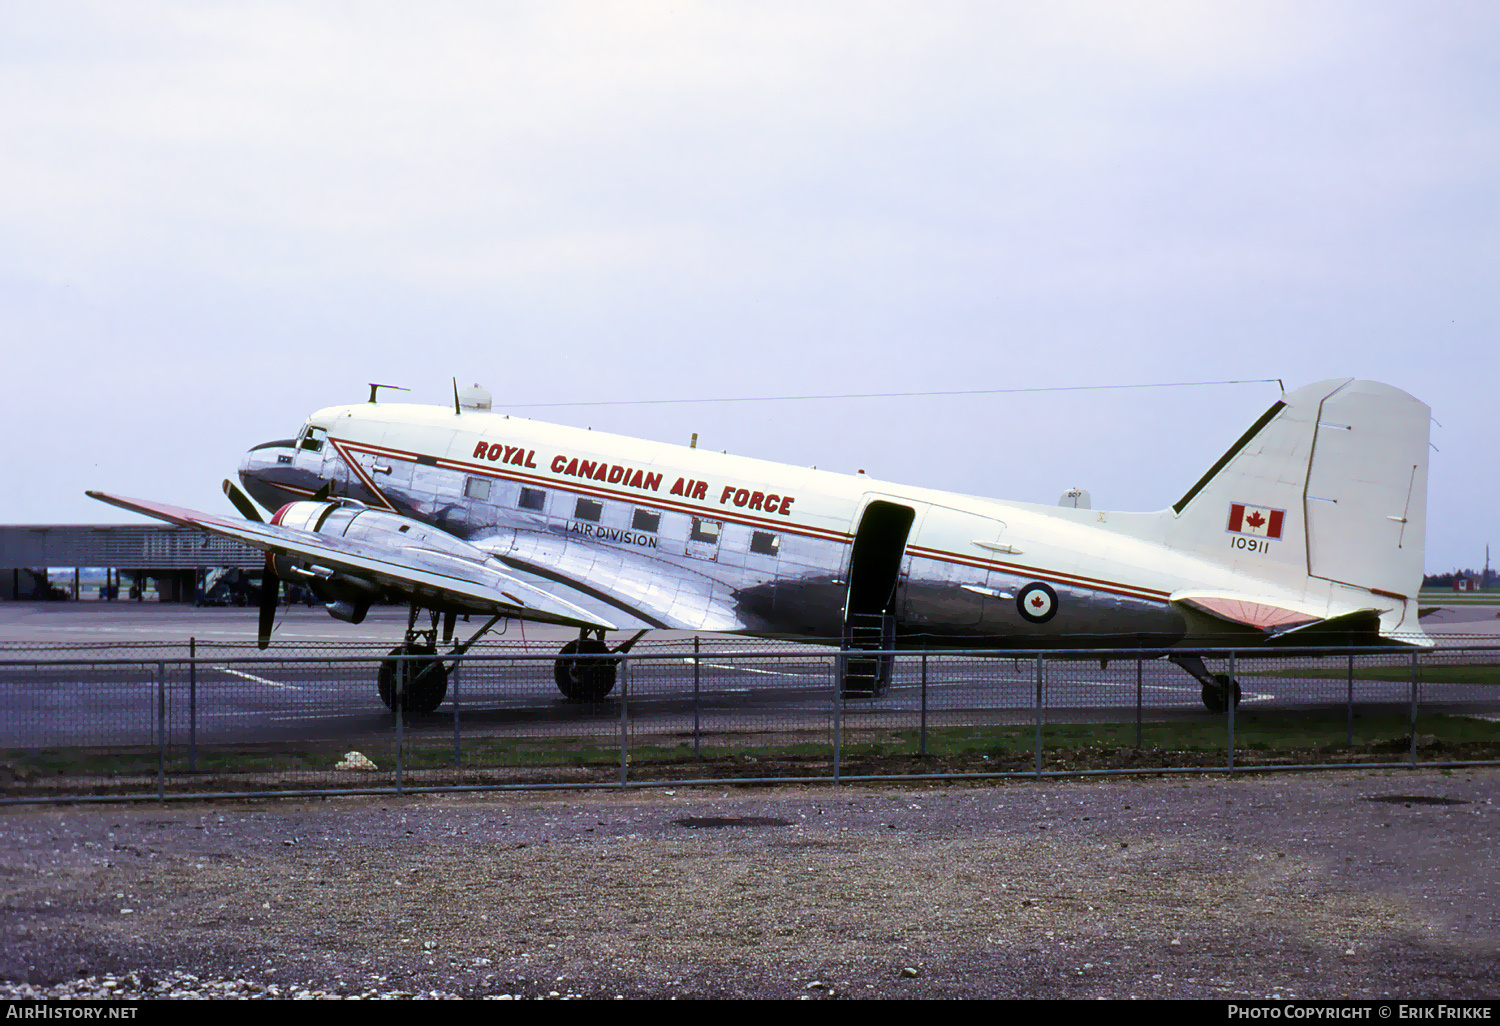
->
272;500;487;559
268;500;494;621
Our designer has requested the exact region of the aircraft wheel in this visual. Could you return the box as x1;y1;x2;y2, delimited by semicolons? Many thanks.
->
378;643;449;714
554;639;617;702
1200;674;1243;714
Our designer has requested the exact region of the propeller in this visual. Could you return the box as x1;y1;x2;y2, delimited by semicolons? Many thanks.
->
222;478;263;522
258;554;280;650
223;479;279;649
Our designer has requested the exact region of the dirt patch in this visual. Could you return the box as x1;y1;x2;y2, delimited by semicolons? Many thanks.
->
1;769;1497;999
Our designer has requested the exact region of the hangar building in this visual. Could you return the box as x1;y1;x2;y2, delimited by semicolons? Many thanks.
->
0;525;262;602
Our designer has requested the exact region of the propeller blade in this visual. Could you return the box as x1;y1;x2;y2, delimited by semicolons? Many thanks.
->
258;554;279;650
443;610;456;644
223;479;264;522
310;480;332;502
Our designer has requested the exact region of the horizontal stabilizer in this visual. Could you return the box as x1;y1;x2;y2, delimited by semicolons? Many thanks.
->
1171;593;1321;632
1262;608;1388;647
1170;590;1405;646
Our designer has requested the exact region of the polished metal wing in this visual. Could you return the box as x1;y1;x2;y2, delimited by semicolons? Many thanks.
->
86;491;615;632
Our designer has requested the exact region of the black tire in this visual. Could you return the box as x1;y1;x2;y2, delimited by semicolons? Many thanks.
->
378;643;449;714
553;639;617;702
1200;673;1243;714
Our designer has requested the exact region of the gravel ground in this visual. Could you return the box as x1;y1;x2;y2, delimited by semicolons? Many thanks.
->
1;768;1497;1000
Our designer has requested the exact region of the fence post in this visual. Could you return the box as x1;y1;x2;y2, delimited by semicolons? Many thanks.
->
156;661;166;801
619;655;629;788
1034;654;1044;779
833;651;843;785
452;652;462;770
693;636;701;760
189;637;197;773
1346;652;1354;749
1409;651;1419;768
919;649;928;758
1227;651;1236;772
395;654;404;795
1135;657;1143;750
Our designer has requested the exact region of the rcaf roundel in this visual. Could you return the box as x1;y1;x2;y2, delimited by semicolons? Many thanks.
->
1016;582;1058;624
1227;502;1285;539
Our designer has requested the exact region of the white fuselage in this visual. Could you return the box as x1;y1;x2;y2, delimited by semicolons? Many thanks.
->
238;400;1403;646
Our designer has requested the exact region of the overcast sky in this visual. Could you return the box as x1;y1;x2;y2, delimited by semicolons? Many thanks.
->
2;2;1495;574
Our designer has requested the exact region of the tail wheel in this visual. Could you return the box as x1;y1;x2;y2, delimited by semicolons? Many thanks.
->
1200;673;1243;714
378;643;449;714
553;639;617;702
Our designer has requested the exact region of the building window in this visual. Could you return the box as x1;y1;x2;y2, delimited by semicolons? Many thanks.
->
465;477;491;501
519;487;546;512
690;517;719;543
574;497;603;522
632;509;660;533
750;531;780;557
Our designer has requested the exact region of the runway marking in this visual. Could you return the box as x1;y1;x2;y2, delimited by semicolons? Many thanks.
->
687;660;823;679
880;677;1275;704
214;666;301;690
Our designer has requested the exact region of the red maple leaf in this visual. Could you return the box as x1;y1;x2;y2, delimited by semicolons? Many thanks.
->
1031;595;1045;609
1245;510;1266;529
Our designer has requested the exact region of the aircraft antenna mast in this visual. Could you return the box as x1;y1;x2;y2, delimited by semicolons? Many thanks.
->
367;383;410;404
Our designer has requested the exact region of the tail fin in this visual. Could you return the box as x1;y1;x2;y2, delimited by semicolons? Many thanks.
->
1166;379;1429;605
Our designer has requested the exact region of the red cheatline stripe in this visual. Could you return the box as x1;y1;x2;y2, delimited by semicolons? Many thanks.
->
327;438;396;511
906;545;1169;602
334;439;852;543
329;435;1170;603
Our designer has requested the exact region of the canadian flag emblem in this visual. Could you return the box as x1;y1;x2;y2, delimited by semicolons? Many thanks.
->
1227;503;1285;539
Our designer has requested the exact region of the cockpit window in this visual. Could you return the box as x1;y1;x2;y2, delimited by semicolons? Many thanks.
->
300;427;328;453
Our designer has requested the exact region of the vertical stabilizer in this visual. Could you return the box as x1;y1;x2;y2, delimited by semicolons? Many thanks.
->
1166;379;1430;605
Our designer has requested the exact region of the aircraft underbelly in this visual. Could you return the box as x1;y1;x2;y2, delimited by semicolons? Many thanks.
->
900;554;1183;645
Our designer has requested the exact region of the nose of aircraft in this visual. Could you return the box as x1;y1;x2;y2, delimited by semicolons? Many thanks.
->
238;438;301;514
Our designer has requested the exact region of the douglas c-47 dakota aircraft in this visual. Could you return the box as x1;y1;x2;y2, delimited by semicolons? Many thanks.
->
90;378;1432;713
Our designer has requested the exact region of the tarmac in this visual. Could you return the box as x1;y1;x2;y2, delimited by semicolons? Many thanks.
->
1;598;1497;646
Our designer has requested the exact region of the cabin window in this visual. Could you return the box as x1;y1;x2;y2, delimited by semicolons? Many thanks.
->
519;487;546;511
750;531;780;557
465;477;491;501
632;509;660;533
690;517;720;543
574;497;603;522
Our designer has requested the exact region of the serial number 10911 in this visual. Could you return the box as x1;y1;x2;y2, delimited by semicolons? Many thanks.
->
1230;536;1271;554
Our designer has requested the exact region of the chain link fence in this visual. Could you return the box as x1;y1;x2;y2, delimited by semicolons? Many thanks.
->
2;639;1498;801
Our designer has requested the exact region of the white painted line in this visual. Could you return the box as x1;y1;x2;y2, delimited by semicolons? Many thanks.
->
692;661;821;679
214;666;301;690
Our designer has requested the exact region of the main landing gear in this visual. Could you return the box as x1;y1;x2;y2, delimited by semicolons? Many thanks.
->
378;640;448;714
1170;654;1243;713
552;629;648;702
377;605;504;715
